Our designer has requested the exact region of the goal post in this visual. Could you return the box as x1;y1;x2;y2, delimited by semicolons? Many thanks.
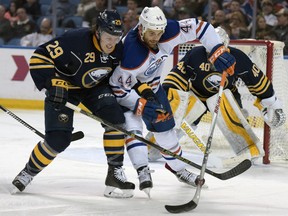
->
172;39;288;164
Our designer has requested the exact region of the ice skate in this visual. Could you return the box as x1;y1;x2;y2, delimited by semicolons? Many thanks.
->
12;168;34;192
165;163;205;187
137;166;154;198
104;166;135;198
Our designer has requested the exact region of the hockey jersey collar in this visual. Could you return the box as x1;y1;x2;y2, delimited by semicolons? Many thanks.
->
93;35;102;52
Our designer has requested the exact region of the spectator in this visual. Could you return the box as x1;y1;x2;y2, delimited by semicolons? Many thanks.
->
76;0;95;17
4;1;19;25
163;0;173;7
122;9;138;35
166;0;186;19
151;0;171;18
273;8;288;55
202;0;221;21
261;0;278;27
125;0;141;15
0;4;13;43
20;17;53;46
112;0;127;6
23;0;41;21
212;9;227;27
254;14;273;39
225;0;245;21
47;0;77;27
83;0;107;27
229;10;249;39
262;30;278;40
11;7;37;38
177;7;195;20
240;0;255;24
186;0;207;18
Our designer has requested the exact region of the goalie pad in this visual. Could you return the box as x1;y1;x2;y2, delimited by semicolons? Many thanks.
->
206;89;264;158
167;88;206;128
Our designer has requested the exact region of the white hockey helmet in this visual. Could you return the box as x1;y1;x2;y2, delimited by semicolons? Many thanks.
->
139;6;167;35
215;26;230;48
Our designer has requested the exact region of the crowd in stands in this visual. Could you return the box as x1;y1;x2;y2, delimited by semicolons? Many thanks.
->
0;0;287;54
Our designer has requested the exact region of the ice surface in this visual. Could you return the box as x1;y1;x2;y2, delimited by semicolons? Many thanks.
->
0;109;288;216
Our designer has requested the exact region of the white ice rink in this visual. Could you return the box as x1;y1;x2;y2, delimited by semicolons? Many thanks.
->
0;109;288;216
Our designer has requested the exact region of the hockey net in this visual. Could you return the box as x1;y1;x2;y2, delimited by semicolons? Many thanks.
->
173;40;288;164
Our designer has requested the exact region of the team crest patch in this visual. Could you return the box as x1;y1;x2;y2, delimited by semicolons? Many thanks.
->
144;55;168;76
82;68;111;88
58;113;69;123
204;73;228;93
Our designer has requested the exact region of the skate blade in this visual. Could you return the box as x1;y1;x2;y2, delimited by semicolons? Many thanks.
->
10;185;21;195
104;186;134;199
142;188;151;198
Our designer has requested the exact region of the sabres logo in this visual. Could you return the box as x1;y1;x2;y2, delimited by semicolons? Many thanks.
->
204;73;227;93
82;68;111;88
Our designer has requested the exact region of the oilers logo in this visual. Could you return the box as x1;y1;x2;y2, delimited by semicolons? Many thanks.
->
82;68;111;88
204;73;227;93
144;55;168;76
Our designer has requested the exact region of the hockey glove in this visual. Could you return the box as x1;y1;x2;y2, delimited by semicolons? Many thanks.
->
208;44;236;76
254;95;286;128
46;77;68;111
133;98;168;123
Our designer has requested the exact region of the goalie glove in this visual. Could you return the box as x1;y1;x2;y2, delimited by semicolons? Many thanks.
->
208;44;236;76
254;95;286;128
46;77;69;111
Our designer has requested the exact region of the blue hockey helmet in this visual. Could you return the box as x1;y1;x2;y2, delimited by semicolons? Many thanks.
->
97;10;123;36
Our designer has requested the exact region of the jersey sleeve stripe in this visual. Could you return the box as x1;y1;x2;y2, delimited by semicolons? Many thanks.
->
197;22;210;40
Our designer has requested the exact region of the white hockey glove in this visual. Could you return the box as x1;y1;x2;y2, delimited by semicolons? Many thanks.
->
255;95;286;128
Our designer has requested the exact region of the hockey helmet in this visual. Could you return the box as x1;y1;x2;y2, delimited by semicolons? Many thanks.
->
139;6;167;35
96;10;123;36
215;26;230;48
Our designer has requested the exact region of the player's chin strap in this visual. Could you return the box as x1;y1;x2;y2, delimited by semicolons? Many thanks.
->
0;105;84;142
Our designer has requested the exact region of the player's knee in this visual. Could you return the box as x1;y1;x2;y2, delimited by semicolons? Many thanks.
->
45;130;72;153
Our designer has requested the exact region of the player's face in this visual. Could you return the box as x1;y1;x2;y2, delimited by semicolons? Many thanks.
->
99;31;121;54
142;29;164;49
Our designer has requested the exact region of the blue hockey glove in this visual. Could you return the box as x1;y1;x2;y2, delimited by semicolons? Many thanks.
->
46;77;68;111
208;44;236;76
133;98;169;123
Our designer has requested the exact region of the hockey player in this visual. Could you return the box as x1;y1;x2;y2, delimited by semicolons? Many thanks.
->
12;10;135;198
156;27;286;160
109;6;236;196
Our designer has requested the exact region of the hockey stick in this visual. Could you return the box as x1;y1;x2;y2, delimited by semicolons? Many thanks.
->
65;102;251;181
180;119;250;168
165;72;248;213
0;105;84;141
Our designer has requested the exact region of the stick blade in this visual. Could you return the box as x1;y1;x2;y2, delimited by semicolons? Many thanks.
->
165;200;197;213
217;159;252;180
71;131;84;141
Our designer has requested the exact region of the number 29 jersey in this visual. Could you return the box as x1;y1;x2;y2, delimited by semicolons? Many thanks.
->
29;28;123;91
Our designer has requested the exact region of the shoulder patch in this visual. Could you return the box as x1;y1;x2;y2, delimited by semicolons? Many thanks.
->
160;19;180;42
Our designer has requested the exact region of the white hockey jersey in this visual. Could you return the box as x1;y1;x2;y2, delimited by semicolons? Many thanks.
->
109;18;222;110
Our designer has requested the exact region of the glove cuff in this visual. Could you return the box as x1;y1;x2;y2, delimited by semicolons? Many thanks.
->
134;98;147;116
208;44;226;64
46;77;69;90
